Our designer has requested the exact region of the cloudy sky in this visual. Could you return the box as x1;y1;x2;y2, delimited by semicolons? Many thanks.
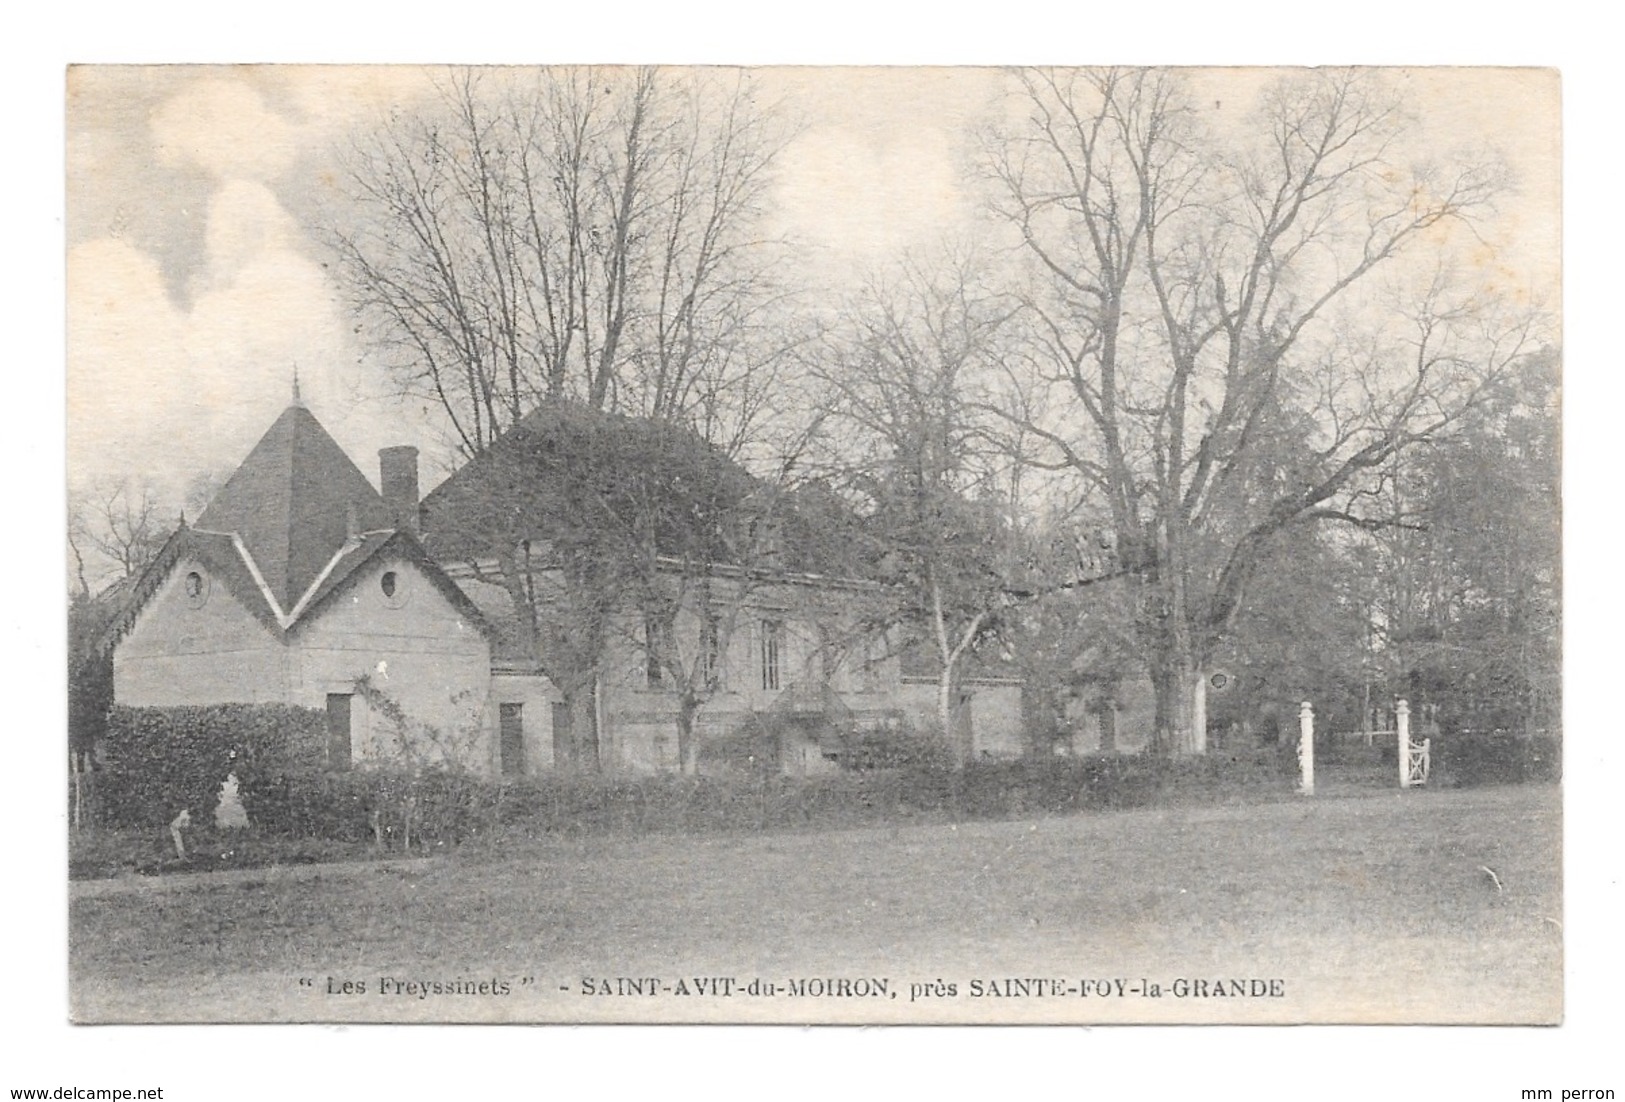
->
65;65;1559;509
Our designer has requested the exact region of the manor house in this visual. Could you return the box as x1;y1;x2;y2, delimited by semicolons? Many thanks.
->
105;390;1023;776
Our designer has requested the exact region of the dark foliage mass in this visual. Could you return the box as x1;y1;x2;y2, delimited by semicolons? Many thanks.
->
423;402;861;577
100;704;329;828
1432;732;1561;788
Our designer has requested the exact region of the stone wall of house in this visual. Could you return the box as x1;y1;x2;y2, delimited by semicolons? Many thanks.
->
487;672;563;777
291;556;494;772
114;558;290;706
593;599;889;775
968;682;1025;758
602;709;681;774
897;679;1028;760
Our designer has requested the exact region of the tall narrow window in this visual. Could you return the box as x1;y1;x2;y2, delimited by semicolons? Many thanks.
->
857;639;876;694
700;614;722;689
644;615;665;688
748;517;783;563
761;619;782;691
551;702;572;773
325;693;353;771
499;703;525;777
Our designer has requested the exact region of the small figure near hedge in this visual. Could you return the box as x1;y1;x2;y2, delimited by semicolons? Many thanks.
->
100;703;328;830
168;808;191;858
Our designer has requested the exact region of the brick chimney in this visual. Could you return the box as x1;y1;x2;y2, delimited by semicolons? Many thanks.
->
379;446;420;535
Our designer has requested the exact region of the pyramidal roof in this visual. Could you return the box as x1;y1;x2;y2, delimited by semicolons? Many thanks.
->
195;402;395;612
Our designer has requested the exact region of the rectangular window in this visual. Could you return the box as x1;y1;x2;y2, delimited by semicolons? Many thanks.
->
761;619;782;691
499;703;525;777
325;693;353;771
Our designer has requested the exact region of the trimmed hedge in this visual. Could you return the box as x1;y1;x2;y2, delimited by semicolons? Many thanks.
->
485;771;922;836
270;767;505;849
100;704;327;828
903;750;1293;819
284;751;1297;846
837;721;952;771
95;704;1298;849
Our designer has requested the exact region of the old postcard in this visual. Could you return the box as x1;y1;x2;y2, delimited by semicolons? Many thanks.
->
66;64;1561;1026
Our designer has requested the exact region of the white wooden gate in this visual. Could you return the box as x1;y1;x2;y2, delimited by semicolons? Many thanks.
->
1397;700;1430;788
1310;698;1431;791
1405;736;1432;786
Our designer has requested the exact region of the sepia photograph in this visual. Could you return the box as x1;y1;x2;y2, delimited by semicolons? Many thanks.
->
63;63;1562;1029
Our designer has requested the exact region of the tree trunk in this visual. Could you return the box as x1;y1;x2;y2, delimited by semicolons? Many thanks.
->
1142;557;1207;755
559;682;601;774
1191;668;1207;755
675;693;701;776
937;666;963;767
1150;651;1204;756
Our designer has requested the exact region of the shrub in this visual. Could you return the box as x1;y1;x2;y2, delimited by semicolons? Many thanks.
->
100;704;327;828
1434;731;1562;787
887;751;1291;820
275;766;507;850
280;769;377;842
700;716;788;778
836;718;951;771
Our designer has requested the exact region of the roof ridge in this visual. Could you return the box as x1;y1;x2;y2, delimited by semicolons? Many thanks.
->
195;403;397;611
281;407;300;617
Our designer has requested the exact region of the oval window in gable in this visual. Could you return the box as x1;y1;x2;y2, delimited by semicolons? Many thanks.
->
379;568;409;608
183;569;209;609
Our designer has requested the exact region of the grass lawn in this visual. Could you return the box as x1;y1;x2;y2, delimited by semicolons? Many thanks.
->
68;783;1561;1024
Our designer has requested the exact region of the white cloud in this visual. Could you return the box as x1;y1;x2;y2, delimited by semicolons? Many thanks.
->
185;246;355;416
195;178;302;291
276;65;436;135
68;177;369;500
64;73;417;504
67;237;199;489
150;76;300;181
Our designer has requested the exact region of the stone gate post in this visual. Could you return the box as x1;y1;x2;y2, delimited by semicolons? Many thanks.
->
1397;699;1412;789
1298;701;1315;796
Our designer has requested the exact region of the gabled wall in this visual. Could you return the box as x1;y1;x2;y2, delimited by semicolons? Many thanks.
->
291;556;494;771
114;559;289;706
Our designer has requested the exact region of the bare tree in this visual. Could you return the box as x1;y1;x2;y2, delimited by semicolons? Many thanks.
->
984;68;1542;753
1348;349;1560;735
423;403;845;773
68;477;172;598
67;477;182;765
332;66;798;459
812;249;1020;764
626;465;865;776
334;66;804;766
